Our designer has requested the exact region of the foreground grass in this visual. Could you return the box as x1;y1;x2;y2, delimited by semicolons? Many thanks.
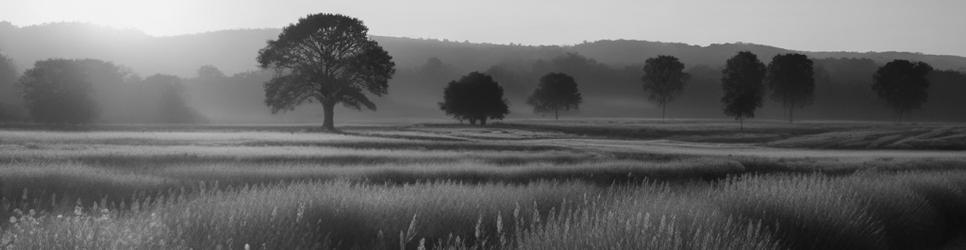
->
2;127;966;249
4;171;966;249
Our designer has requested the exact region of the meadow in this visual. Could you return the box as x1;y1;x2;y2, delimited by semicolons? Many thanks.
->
1;120;965;249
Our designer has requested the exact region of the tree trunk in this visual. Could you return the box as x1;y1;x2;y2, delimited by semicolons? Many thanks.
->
789;106;794;123
322;101;336;131
661;103;667;122
469;118;477;125
554;109;559;120
480;117;487;126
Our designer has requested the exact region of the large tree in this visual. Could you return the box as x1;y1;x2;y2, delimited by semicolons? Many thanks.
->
721;51;766;130
19;59;98;124
641;55;689;120
257;13;396;130
766;53;815;123
527;72;582;120
439;72;509;126
872;60;933;122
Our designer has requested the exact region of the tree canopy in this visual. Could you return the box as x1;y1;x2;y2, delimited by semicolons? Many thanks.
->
766;53;815;123
439;72;509;126
19;59;99;124
721;51;766;129
641;55;689;120
527;72;582;120
872;60;933;122
257;13;395;130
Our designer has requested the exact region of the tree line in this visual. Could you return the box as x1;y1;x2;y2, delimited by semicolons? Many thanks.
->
0;13;955;128
433;52;931;128
0;55;203;124
255;13;942;130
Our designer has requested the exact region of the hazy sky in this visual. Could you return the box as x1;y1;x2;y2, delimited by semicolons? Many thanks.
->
3;0;965;56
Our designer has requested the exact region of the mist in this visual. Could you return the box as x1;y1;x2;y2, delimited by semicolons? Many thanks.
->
1;22;965;124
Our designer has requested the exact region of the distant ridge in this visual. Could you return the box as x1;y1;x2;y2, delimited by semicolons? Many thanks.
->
1;22;964;76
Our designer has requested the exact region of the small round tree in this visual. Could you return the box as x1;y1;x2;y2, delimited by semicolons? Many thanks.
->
257;13;395;131
766;53;815;123
721;51;766;130
19;59;99;124
439;72;509;126
527;72;582;120
872;60;933;122
641;55;689;121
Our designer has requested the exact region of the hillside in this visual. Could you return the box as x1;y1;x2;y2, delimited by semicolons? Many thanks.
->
3;22;966;76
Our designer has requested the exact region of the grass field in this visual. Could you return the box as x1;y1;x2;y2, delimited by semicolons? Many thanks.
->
1;120;966;249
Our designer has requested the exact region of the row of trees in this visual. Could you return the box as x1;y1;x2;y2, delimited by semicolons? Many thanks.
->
643;52;814;127
721;52;935;128
258;13;940;129
663;52;931;128
0;58;204;124
435;51;931;128
438;71;582;125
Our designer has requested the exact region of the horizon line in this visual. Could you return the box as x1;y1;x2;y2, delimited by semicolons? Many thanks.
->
3;20;965;59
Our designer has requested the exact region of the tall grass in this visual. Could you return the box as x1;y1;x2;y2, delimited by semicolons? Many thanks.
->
3;181;600;249
4;129;966;249
516;187;780;250
712;175;887;250
5;171;966;249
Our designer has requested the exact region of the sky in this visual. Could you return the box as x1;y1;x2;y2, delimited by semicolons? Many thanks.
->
2;0;965;56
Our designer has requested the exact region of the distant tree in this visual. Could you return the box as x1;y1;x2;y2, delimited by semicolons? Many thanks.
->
257;13;395;130
721;51;766;130
0;52;22;121
439;72;509;126
527;72;582;120
872;60;933;122
0;52;16;98
74;59;133;122
420;58;445;73
417;57;455;82
641;55;689;120
140;74;205;123
197;65;226;79
766;54;815;123
19;59;98;124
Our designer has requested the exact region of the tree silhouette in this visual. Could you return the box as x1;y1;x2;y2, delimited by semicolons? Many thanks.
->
19;59;98;124
256;13;396;130
641;55;689;120
721;51;766;130
439;72;509;126
527;73;582;120
766;54;815;123
872;60;933;122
